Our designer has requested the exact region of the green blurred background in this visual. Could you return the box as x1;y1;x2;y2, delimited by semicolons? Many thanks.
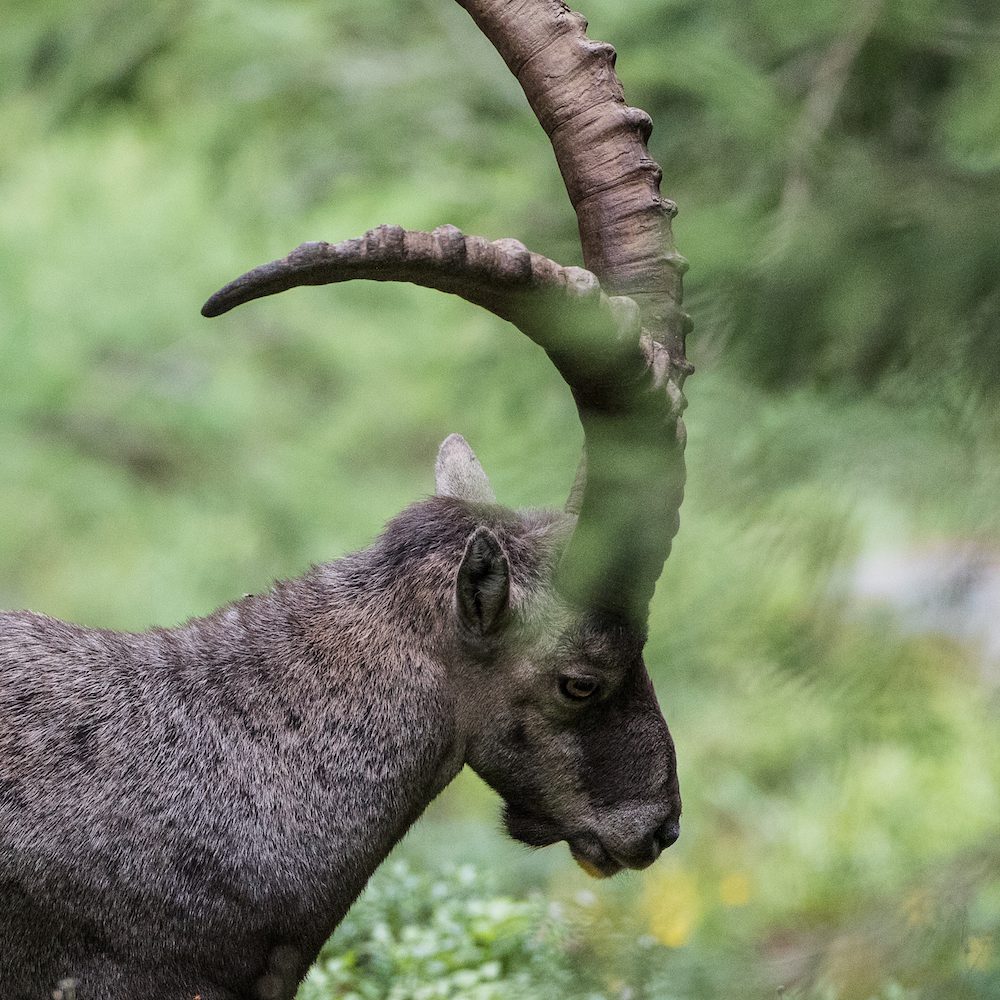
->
1;0;998;996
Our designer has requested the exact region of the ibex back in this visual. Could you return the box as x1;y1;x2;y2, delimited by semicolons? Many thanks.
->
0;1;692;998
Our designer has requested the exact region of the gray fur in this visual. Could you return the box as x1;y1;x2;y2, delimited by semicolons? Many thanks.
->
456;526;509;634
434;433;496;504
1;490;680;999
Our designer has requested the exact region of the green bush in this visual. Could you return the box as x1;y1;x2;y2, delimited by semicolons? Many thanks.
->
296;862;574;1000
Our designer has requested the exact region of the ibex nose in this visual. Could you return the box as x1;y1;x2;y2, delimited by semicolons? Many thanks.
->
615;816;680;871
655;818;681;852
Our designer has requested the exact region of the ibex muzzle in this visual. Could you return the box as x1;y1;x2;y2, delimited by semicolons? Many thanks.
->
1;0;691;996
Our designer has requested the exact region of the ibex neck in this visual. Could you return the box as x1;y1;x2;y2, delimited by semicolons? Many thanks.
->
39;525;461;990
164;551;463;956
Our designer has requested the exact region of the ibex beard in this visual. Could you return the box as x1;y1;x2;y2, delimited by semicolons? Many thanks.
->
0;434;679;999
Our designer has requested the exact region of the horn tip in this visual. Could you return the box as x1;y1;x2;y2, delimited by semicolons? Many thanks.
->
200;292;232;318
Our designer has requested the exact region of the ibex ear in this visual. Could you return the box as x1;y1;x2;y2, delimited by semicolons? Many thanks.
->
456;527;509;635
435;434;496;504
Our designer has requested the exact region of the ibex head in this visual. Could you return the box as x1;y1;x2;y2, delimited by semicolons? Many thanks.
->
433;433;680;875
202;0;693;877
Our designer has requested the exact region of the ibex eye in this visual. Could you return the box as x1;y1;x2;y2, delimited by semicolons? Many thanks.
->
559;676;599;701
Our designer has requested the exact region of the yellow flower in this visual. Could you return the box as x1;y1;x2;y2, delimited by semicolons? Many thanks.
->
719;872;751;907
642;867;702;948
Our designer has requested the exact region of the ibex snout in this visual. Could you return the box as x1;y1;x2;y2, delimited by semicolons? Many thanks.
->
622;814;682;867
569;796;681;878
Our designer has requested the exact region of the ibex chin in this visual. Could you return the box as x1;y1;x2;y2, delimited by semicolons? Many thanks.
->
1;1;692;997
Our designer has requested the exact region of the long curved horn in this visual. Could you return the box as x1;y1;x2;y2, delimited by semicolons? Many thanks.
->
203;0;691;630
203;225;642;371
456;0;692;627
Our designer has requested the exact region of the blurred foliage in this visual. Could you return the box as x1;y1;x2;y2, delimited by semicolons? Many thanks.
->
297;862;575;999
1;0;999;998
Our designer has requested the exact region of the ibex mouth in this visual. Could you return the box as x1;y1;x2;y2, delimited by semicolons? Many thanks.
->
567;835;624;879
504;808;636;878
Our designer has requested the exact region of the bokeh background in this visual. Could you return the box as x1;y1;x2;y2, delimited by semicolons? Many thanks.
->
2;0;999;997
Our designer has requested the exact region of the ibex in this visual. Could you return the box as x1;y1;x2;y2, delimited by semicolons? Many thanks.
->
1;1;692;997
